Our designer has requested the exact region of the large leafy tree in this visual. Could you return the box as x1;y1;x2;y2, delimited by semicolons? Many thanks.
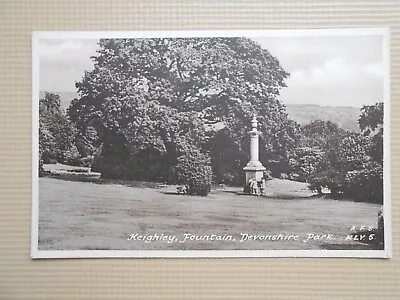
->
68;37;298;183
39;92;79;167
290;120;347;192
359;102;384;163
296;107;384;204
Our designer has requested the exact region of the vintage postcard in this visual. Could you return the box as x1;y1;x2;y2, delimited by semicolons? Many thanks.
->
31;29;391;258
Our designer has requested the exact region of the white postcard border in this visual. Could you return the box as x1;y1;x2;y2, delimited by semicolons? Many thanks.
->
31;28;392;259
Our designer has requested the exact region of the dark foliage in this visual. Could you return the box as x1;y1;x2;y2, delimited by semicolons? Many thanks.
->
39;92;79;166
175;146;212;196
68;37;297;188
292;103;384;204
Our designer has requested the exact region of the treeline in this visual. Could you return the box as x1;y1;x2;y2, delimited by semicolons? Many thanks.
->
39;92;80;168
39;91;384;203
40;37;299;196
38;37;384;202
289;103;383;204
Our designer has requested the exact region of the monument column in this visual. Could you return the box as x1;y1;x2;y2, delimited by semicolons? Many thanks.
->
243;115;266;187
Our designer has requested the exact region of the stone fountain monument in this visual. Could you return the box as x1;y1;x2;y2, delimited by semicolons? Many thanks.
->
243;114;266;185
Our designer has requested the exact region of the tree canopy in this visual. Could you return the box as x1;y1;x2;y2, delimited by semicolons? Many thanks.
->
39;92;78;167
68;37;298;185
359;102;384;163
290;103;384;203
40;36;384;202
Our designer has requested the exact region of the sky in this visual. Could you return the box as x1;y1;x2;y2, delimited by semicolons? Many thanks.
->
38;34;385;108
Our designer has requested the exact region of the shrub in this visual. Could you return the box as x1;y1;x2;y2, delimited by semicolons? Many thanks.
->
353;210;384;249
343;162;383;204
176;146;212;196
38;156;45;177
263;170;273;181
279;173;288;180
91;151;129;179
289;146;324;182
80;155;95;168
376;210;384;245
64;146;81;166
307;169;344;197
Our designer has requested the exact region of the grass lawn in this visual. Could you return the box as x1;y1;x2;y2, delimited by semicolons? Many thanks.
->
38;177;382;251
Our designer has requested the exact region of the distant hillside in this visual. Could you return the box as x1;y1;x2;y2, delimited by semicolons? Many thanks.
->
286;104;361;132
39;91;362;132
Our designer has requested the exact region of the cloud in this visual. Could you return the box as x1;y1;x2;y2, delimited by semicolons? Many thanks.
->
252;35;384;107
39;39;99;92
281;58;384;107
289;58;383;86
40;40;82;56
38;36;384;107
39;39;98;66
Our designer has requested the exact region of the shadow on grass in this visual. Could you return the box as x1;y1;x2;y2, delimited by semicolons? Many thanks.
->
234;192;317;200
43;175;384;205
45;174;164;189
162;191;185;196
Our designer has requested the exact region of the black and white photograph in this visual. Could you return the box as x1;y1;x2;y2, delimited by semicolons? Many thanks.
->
31;29;391;258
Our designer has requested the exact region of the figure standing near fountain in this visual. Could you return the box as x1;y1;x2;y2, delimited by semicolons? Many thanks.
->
260;177;267;196
250;178;258;195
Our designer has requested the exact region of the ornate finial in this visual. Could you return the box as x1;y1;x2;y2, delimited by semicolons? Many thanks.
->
251;114;258;129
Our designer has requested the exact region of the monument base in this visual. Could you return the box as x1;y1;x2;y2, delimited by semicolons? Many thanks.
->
243;167;266;183
243;161;266;189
